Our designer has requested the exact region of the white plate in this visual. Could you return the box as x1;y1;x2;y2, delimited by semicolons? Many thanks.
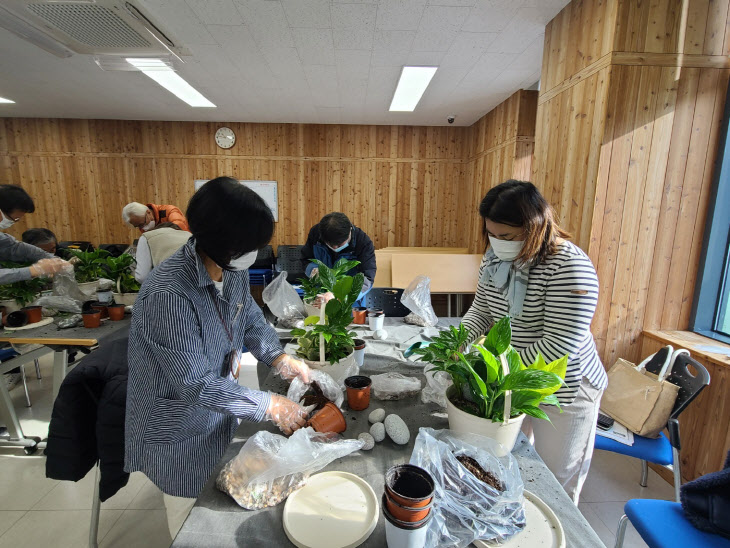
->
3;317;54;332
473;490;566;548
283;471;379;548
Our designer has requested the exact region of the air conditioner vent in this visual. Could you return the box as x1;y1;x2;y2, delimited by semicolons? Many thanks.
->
27;3;151;49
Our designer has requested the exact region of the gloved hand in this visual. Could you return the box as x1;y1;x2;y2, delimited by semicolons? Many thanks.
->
273;354;312;383
29;257;70;278
265;393;308;435
312;292;334;309
309;267;319;278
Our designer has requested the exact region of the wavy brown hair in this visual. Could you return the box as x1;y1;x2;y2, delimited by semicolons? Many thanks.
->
479;180;570;266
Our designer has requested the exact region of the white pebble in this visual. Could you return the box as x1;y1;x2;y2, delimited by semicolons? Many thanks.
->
358;433;375;450
368;408;385;424
384;414;410;445
370;422;386;442
373;329;388;340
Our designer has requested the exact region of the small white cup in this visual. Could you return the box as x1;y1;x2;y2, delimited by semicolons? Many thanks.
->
368;314;384;331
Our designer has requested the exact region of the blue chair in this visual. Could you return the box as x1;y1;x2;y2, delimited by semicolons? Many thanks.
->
248;268;274;286
615;499;730;548
595;352;710;502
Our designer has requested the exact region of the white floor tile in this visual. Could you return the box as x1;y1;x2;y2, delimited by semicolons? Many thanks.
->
99;509;176;548
0;455;59;510
579;503;616;547
0;512;25;537
33;470;150;511
0;509;122;548
589;501;650;548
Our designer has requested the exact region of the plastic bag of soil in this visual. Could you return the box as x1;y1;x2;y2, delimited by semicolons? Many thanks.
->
216;427;363;510
371;372;422;400
410;427;525;547
401;276;438;327
262;272;306;328
287;369;344;409
32;266;90;313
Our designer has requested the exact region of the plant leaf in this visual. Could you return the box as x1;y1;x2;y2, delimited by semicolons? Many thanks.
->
506;347;525;374
514;405;550;421
472;344;500;384
487;316;511;355
501;369;562;394
332;277;353;301
303;315;321;326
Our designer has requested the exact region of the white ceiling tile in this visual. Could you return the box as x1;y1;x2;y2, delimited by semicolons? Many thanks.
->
428;0;476;5
406;51;446;65
370;50;410;67
234;0;294;47
208;25;279;88
316;106;343;123
412;6;471;51
441;32;499;68
281;0;332;28
340;79;368;106
458;52;518;90
372;30;415;53
461;0;526;33
305;65;340;107
186;0;243;26
143;0;218;45
335;50;372;81
489;7;554;53
292;28;336;65
331;3;377;29
509;34;544;71
376;0;428;31
333;27;375;51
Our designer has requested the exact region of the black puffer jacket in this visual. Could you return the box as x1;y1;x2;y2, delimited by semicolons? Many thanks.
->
45;330;130;501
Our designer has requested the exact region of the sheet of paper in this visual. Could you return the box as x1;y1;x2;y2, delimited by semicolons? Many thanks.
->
596;421;634;446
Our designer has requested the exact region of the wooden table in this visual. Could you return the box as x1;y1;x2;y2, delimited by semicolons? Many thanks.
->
0;316;131;454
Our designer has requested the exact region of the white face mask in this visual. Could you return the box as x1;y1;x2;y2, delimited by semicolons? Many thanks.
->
488;236;525;262
141;220;155;232
228;250;258;271
0;211;16;230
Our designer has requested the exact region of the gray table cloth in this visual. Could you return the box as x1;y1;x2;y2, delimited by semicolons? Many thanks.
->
172;319;604;548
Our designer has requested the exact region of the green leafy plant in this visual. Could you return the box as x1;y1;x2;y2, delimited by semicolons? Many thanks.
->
415;317;567;422
101;254;141;294
0;261;49;306
299;258;361;301
70;249;110;283
291;261;364;364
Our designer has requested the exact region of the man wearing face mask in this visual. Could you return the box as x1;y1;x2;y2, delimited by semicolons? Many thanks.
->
125;177;312;498
301;212;376;308
122;201;189;233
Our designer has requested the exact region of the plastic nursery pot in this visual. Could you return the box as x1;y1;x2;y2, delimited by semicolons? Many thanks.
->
307;402;347;434
90;302;108;319
352;307;368;325
22;306;43;324
368;314;385;332
3;310;28;328
383;494;433;548
385;465;435;509
384;491;433;523
353;338;366;368
367;308;384;317
108;304;126;321
82;310;101;329
345;375;372;411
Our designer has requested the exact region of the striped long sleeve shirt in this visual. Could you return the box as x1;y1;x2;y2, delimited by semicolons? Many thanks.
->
124;238;284;498
462;241;608;405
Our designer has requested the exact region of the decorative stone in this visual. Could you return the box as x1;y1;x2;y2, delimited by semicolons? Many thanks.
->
358;433;375;450
384;414;410;445
368;408;386;424
373;329;388;340
370;422;386;442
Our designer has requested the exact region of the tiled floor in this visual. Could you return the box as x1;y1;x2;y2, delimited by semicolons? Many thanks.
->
0;354;674;547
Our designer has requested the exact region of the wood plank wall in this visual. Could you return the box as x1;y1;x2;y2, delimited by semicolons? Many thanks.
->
0;120;471;250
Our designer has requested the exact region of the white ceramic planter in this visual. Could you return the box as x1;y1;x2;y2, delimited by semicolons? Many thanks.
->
445;386;525;453
303;351;357;386
112;292;138;307
0;299;20;314
77;280;100;297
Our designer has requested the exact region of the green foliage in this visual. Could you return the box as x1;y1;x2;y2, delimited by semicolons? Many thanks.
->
291;260;364;364
415;316;567;423
100;254;141;293
70;249;110;283
299;258;361;301
0;261;49;306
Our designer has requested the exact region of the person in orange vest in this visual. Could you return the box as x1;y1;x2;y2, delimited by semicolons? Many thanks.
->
122;202;189;233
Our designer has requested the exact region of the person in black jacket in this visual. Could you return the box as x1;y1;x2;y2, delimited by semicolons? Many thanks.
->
301;212;376;307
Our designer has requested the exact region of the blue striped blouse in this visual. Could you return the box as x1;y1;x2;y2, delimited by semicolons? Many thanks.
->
124;238;284;497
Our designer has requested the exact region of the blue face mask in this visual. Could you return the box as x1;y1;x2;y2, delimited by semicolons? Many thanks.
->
332;241;349;253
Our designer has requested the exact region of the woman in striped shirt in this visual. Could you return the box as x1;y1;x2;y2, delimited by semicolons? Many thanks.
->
462;180;608;504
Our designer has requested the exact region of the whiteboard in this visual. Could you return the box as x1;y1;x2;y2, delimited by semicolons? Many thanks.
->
194;179;278;221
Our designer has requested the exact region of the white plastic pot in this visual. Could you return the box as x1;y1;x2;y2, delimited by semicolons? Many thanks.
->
303;299;320;318
0;299;20;314
112;292;138;307
78;280;100;297
444;385;525;453
303;351;357;386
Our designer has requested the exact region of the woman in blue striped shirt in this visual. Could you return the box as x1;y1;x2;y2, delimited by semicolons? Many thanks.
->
125;177;312;498
462;180;608;504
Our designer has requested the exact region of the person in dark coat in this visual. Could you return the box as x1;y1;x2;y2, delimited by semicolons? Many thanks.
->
45;331;130;501
301;212;376;307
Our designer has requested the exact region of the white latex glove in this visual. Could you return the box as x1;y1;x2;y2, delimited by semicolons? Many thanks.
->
29;257;70;278
265;393;308;435
309;267;319;278
312;292;334;309
272;354;312;383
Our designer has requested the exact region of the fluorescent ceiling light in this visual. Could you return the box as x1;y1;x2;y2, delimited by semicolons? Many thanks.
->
389;66;438;112
0;97;15;104
126;58;215;108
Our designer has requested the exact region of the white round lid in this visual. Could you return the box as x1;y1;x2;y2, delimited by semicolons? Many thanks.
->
283;471;379;548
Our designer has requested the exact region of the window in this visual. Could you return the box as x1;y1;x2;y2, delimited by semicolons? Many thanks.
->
691;85;730;344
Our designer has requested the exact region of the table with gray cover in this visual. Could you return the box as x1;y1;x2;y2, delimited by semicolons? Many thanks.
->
172;319;604;548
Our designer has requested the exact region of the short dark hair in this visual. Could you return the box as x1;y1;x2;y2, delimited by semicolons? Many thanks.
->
22;228;57;247
0;185;35;214
187;177;274;268
152;222;181;230
319;212;351;246
479;180;570;266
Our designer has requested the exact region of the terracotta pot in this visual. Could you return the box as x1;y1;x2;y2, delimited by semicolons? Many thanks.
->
91;302;108;319
345;375;372;411
385;465;435;509
3;310;28;328
22;306;43;324
108;304;126;321
307;402;346;434
352;307;367;324
384;491;433;523
82;310;101;329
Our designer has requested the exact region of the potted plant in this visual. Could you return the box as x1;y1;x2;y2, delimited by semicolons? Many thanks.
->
299;258;360;317
70;249;110;296
290;262;364;384
415;317;567;451
0;261;49;314
102;253;141;306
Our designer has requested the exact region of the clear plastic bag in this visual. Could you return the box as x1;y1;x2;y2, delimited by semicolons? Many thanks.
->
402;276;438;327
421;368;452;408
371;372;422;400
262;272;306;327
54;267;92;303
410;428;525;547
216;427;363;510
287;369;344;409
